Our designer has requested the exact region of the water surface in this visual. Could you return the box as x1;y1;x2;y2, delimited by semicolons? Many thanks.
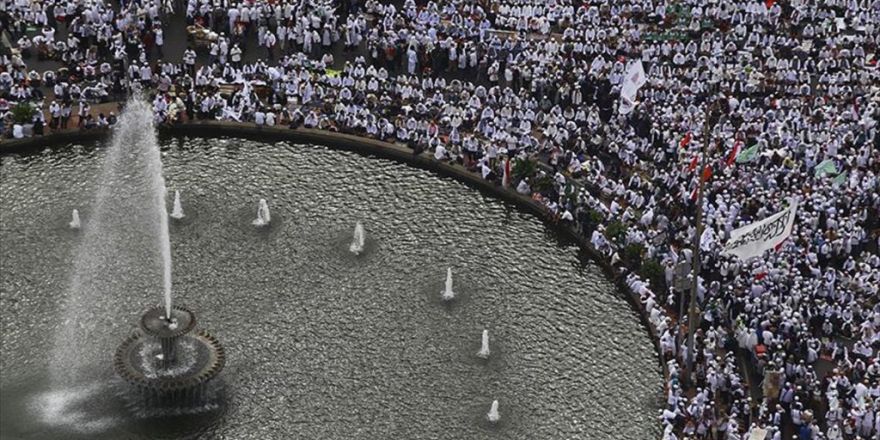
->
0;138;661;439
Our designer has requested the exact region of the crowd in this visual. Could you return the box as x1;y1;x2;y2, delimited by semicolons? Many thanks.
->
2;0;880;438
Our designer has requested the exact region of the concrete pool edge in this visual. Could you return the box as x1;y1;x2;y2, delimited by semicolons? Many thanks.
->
2;123;673;403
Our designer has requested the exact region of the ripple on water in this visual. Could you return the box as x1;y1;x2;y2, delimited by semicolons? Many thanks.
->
0;138;662;440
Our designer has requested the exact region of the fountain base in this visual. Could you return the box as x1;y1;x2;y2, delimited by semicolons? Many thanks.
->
114;307;225;416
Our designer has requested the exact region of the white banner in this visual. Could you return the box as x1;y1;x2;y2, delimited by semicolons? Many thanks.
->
722;200;798;260
619;60;647;115
619;93;635;115
748;427;768;440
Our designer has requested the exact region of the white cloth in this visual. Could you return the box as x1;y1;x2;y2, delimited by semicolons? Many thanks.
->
723;200;798;261
619;60;647;114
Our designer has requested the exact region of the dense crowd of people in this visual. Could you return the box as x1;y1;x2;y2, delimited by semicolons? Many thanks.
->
2;0;879;438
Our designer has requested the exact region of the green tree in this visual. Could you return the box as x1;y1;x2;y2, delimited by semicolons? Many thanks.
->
512;158;537;180
622;243;645;269
11;103;36;124
604;220;627;243
639;258;665;289
531;174;554;192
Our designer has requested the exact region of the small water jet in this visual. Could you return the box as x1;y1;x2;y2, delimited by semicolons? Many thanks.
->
477;329;490;359
487;400;500;423
69;209;81;229
441;267;455;301
349;222;365;255
252;199;271;227
170;190;185;219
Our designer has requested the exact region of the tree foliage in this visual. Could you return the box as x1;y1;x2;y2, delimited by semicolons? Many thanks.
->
11;103;36;124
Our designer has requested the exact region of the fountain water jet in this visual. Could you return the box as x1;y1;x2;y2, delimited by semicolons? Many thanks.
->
43;97;223;417
441;267;455;301
487;400;500;423
477;329;490;359
69;209;81;229
170;190;185;219
50;98;176;385
349;222;365;255
253;198;271;226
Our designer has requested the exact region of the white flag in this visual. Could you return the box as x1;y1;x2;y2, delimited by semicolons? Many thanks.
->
748;427;768;440
699;227;715;252
619;60;647;114
722;200;798;260
619;93;635;115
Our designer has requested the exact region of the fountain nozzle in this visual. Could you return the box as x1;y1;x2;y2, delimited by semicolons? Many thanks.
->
163;316;179;330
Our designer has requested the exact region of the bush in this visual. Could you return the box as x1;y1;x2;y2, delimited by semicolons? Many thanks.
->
11;103;36;124
531;174;554;192
578;208;604;234
639;258;665;290
512;157;537;180
623;243;645;269
604;220;627;243
562;183;576;202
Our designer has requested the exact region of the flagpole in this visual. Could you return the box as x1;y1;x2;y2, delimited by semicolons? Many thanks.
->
684;99;720;384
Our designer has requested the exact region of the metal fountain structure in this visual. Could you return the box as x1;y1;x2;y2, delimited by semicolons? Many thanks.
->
114;305;225;413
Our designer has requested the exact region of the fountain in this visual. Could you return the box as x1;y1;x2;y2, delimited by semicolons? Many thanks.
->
253;198;271;226
69;209;81;229
477;329;490;359
1;105;664;438
441;267;455;301
170;190;185;219
48;98;180;386
487;400;500;423
349;221;365;255
39;98;226;417
96;100;223;414
114;305;225;415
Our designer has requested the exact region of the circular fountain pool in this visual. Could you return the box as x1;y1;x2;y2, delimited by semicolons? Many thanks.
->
0;137;661;439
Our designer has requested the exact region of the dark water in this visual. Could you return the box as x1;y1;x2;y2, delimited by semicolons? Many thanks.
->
0;138;661;439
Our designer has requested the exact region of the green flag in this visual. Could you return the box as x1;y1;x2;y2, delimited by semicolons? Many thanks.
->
814;159;838;178
736;144;759;163
832;170;848;187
